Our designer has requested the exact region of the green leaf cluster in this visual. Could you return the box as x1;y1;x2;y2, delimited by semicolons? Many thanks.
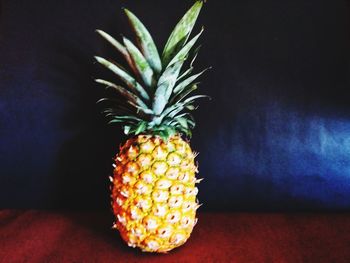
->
95;1;209;140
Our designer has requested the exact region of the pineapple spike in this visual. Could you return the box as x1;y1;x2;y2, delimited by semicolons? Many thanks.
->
122;37;155;88
94;56;150;101
195;203;203;210
162;0;204;67
124;8;162;74
96;29;138;76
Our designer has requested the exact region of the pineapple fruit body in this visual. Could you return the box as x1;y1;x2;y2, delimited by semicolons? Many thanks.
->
111;134;199;252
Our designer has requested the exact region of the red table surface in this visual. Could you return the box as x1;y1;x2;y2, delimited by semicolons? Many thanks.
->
1;210;350;263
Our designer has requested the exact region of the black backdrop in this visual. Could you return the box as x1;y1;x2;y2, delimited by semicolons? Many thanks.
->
1;0;350;211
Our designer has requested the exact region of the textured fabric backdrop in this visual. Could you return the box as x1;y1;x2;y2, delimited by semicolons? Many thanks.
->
1;0;349;210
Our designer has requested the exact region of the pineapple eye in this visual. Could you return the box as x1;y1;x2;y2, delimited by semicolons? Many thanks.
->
166;210;181;224
140;170;155;183
178;172;190;182
170;184;184;195
122;174;131;184
134;226;145;237
175;143;187;155
167;153;182;166
129;207;142;220
143;216;159;230
134;182;151;195
152;161;168;176
169;196;183;208
166;142;176;152
116;197;124;206
127;145;139;159
117;214;126;226
157;225;173;238
146;240;159;251
137;154;152;168
185;187;198;197
155;179;172;189
140;141;155;153
152;190;169;202
166;167;180;180
170;233;185;245
125;162;140;176
153;146;167;160
182;201;194;212
120;186;131;198
153;204;168;216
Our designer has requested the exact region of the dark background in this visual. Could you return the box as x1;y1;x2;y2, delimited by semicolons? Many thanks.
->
1;0;349;211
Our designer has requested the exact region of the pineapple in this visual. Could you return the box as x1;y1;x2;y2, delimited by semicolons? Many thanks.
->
95;1;208;253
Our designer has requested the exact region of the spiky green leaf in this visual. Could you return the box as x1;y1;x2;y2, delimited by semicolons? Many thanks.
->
96;30;126;55
189;45;201;67
123;37;154;88
172;84;198;105
94;56;150;101
112;115;142;121
135;121;147;135
177;67;193;82
162;1;203;66
183;94;209;104
173;68;208;94
175;117;188;129
176;45;201;82
124;9;162;73
152;30;202;115
95;79;149;110
167;28;203;68
151;30;203;115
152;61;183;115
96;30;138;75
186;104;196;111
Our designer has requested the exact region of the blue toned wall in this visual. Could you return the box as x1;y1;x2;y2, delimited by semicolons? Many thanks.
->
0;0;349;210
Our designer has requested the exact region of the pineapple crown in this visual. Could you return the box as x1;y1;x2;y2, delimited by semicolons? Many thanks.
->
95;1;209;140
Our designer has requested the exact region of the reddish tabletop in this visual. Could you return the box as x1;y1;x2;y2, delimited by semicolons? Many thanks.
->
1;210;350;263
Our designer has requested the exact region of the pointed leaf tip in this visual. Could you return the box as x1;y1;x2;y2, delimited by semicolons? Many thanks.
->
123;37;154;88
124;8;162;73
94;56;150;101
162;0;203;66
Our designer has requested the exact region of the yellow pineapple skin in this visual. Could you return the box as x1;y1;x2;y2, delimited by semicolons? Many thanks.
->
111;134;199;253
